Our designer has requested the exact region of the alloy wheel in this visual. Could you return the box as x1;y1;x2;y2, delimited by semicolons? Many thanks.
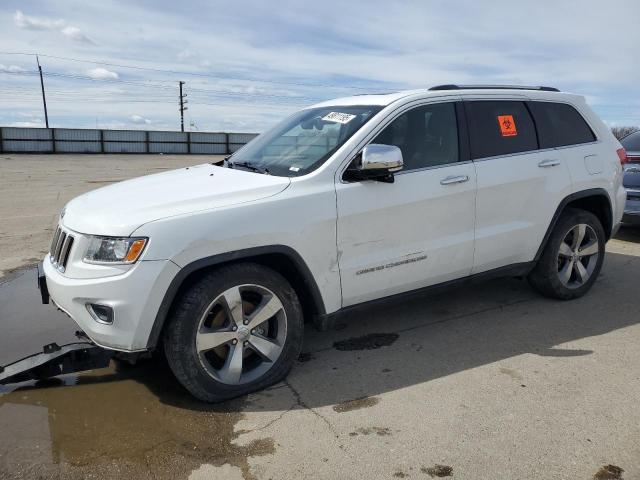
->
195;284;287;385
556;223;600;289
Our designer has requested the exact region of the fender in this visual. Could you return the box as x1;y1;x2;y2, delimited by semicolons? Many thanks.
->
534;188;613;261
146;245;326;349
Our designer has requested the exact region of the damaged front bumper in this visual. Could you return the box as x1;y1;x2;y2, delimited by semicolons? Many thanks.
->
42;255;179;352
0;342;114;385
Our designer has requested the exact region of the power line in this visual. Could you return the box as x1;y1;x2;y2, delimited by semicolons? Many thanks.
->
0;51;385;91
0;70;324;102
0;53;360;126
0;90;311;109
0;90;308;108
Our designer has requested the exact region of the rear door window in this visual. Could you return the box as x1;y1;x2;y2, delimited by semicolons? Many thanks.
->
528;101;596;148
464;101;538;159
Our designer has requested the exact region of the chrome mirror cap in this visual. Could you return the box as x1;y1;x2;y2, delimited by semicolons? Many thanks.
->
359;144;403;172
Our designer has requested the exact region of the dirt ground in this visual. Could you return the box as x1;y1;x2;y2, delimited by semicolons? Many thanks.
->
0;154;639;480
0;153;210;279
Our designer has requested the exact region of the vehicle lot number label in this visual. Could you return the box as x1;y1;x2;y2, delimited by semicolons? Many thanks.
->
322;112;356;124
497;114;517;136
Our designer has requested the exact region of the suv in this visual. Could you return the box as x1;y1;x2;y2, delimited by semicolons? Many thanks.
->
42;85;626;402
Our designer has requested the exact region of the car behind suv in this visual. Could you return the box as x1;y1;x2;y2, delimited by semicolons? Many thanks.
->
42;85;626;401
620;130;640;224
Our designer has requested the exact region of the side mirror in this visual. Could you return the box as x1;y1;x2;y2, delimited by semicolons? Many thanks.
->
344;144;403;183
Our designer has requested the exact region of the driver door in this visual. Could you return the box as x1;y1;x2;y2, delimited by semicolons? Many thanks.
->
335;101;477;307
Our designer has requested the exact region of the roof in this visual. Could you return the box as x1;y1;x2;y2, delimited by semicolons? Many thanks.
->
308;86;578;109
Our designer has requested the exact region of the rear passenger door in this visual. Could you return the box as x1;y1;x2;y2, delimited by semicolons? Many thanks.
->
527;101;600;191
465;99;573;274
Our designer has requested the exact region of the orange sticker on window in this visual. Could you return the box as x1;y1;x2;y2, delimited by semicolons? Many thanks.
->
497;115;517;137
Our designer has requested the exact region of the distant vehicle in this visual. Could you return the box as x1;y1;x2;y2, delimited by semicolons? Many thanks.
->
621;131;640;225
41;85;626;402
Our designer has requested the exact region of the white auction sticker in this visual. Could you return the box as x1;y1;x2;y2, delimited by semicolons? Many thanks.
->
322;112;356;124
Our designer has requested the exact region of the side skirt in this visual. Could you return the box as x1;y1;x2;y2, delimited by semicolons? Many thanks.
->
313;261;535;331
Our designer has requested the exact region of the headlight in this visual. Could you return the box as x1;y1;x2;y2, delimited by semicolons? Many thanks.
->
83;236;148;265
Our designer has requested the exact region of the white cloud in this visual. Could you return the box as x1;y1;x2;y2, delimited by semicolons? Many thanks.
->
86;68;119;80
0;64;26;73
130;115;151;125
14;10;94;44
61;26;95;44
14;10;64;30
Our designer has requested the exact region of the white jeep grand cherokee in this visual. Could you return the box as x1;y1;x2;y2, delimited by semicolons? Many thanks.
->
43;85;627;402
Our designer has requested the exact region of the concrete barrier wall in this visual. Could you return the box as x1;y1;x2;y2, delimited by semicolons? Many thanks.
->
0;127;259;155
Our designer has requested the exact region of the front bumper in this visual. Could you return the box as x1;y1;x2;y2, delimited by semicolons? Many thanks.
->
42;256;180;352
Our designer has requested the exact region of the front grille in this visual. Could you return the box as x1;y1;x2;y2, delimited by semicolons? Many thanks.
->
50;226;75;271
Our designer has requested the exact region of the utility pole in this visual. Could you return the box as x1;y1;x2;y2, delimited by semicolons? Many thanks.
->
179;81;187;132
36;56;49;128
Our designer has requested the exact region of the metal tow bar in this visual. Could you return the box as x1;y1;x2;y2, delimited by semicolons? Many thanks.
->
0;342;114;385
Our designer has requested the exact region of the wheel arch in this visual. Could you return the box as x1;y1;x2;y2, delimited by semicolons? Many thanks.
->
146;245;326;349
535;188;613;261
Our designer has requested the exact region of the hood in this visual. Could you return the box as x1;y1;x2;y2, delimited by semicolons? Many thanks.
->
62;164;290;236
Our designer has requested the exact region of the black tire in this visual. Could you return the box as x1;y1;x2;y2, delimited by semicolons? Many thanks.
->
163;263;303;402
528;208;605;300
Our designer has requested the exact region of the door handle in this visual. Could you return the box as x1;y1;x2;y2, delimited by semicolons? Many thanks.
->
440;175;469;185
538;159;560;168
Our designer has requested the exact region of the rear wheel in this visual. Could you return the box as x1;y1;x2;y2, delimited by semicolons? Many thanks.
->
163;263;303;402
529;208;605;299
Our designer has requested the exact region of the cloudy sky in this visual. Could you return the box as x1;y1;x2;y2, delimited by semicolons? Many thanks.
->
0;0;638;132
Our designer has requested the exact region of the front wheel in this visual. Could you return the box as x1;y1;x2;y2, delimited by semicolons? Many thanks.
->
529;208;605;300
163;263;303;402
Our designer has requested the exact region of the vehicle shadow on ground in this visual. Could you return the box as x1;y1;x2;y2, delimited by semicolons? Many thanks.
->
131;249;640;411
3;251;638;415
243;250;639;411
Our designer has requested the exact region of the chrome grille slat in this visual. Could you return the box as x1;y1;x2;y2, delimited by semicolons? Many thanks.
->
50;227;61;255
49;226;75;271
53;232;66;264
58;235;74;270
53;231;67;264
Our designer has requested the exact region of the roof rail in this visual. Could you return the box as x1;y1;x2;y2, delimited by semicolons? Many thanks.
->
428;84;560;92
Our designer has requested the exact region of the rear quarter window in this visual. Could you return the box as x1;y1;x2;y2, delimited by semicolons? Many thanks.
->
464;101;538;159
528;101;596;148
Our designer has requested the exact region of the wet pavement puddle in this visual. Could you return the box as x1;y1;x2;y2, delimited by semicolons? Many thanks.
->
0;268;272;479
333;333;399;351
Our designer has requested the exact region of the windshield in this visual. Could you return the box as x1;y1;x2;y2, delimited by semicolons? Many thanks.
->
228;105;382;176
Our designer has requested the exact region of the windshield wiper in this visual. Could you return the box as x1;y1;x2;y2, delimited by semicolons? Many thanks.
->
227;160;269;175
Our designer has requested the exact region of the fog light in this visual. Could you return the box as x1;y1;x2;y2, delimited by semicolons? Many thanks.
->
86;303;114;324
